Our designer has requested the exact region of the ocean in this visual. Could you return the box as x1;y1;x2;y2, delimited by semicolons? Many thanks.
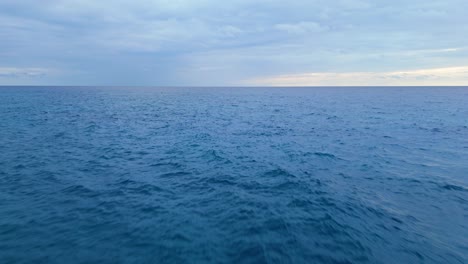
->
0;86;467;263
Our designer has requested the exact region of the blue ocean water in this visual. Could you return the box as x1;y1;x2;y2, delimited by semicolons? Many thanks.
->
0;86;467;264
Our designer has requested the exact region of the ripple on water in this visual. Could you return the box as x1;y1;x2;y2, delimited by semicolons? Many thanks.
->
0;87;467;264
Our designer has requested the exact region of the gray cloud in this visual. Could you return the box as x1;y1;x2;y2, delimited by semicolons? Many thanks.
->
0;0;467;85
0;67;52;77
275;22;327;34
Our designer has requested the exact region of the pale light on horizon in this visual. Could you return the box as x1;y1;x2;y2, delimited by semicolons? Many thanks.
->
248;66;468;86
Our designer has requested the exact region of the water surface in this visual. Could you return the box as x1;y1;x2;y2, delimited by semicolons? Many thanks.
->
0;87;467;263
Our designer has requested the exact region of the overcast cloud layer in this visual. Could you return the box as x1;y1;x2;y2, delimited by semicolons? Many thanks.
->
1;0;467;86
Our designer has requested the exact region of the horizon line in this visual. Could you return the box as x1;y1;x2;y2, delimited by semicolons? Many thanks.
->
1;85;467;88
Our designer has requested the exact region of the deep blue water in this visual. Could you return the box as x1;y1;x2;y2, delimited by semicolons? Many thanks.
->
0;86;467;264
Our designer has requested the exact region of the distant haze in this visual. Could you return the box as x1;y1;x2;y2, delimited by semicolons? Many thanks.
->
1;0;467;86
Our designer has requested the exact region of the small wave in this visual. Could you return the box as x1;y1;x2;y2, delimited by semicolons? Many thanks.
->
441;184;467;192
159;171;191;178
263;168;296;178
54;132;66;138
287;198;315;208
150;161;182;169
13;164;26;169
314;152;338;159
204;176;237;186
117;179;166;194
273;180;305;191
201;149;231;164
61;184;98;198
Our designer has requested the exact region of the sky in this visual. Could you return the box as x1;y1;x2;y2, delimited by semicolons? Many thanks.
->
1;0;467;86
